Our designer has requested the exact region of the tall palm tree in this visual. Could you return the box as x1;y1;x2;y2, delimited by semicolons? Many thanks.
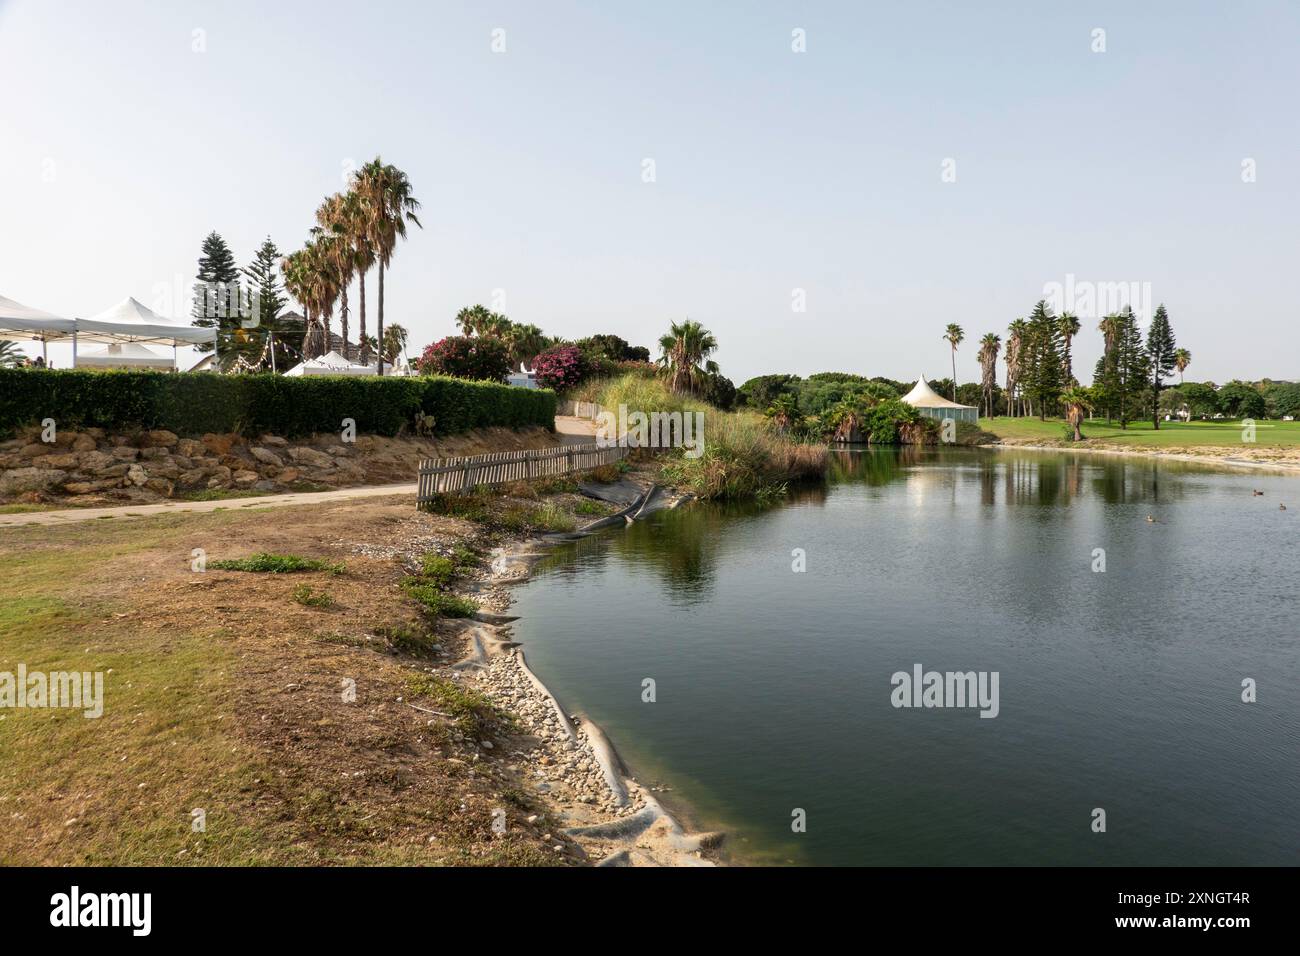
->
943;323;964;400
977;332;1001;418
1174;348;1192;384
657;319;718;395
1058;311;1081;384
1005;319;1027;417
355;158;422;375
314;193;362;359
766;394;801;435
281;248;320;360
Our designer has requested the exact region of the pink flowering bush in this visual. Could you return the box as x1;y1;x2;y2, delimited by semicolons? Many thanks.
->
416;336;511;381
532;345;591;392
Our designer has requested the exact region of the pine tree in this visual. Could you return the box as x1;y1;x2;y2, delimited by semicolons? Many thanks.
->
191;231;241;357
1146;303;1177;429
1113;307;1150;429
241;237;288;370
1021;299;1064;420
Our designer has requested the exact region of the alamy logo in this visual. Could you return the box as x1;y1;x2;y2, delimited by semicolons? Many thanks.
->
594;404;706;459
0;665;103;718
890;663;1000;718
1042;273;1151;321
50;886;151;936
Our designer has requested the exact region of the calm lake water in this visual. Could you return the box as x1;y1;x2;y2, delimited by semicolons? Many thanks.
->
510;448;1300;865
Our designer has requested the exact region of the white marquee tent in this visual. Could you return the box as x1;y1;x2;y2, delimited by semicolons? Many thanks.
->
900;376;979;424
1;293;216;368
75;342;175;370
284;350;411;377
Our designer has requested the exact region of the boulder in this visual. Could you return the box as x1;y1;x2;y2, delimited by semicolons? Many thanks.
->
142;430;179;448
144;477;174;496
111;446;140;461
232;470;260;488
219;453;248;471
126;464;148;487
141;446;171;460
275;467;301;485
259;434;288;447
250;446;284;467
201;433;238;456
62;481;95;495
71;434;97;452
78;451;114;473
176;439;204;458
43;453;81;469
0;467;68;495
18;443;54;459
287;446;333;468
178;468;208;488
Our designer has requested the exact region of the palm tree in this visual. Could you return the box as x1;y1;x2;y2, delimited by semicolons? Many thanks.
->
281;249;320;360
1061;387;1094;442
1174;348;1192;384
1058;311;1081;384
1005;319;1027;417
0;340;25;367
977;333;1001;418
455;304;493;336
505;322;547;368
382;323;409;365
943;324;964;400
354;159;421;375
765;394;801;435
314;192;362;359
657;319;719;395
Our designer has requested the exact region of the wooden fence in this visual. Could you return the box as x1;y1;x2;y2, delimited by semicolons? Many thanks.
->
417;443;627;500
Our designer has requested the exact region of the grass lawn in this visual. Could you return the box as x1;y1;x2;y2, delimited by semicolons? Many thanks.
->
981;416;1300;449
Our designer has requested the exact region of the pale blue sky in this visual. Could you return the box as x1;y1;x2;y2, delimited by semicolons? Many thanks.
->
1;0;1296;383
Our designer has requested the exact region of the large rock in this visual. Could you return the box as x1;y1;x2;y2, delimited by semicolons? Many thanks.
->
287;446;333;468
178;468;208;488
250;446;284;467
259;434;288;447
201;433;237;456
140;430;179;448
0;467;68;495
78;451;115;473
71;434;97;452
144;477;174;496
18;443;54;459
126;464;148;487
219;453;248;471
43;453;81;469
111;446;140;461
176;438;204;458
232;470;260;489
275;467;301;485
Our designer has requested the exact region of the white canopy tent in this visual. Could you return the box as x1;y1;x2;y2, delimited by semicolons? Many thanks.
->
900;376;979;424
75;342;175;370
285;350;413;377
0;294;75;363
0;293;216;368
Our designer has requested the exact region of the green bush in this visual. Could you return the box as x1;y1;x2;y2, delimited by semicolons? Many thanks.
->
0;367;556;439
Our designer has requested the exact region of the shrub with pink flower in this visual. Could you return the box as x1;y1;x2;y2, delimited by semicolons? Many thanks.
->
416;336;512;381
532;345;591;392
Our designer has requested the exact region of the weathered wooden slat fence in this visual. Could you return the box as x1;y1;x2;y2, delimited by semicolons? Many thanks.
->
417;444;626;500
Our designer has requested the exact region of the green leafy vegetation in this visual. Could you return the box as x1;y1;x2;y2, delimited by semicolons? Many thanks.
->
209;552;344;574
0;367;555;439
292;584;335;608
405;673;509;738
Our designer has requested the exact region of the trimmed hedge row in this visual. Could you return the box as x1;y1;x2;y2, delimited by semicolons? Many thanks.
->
0;368;556;438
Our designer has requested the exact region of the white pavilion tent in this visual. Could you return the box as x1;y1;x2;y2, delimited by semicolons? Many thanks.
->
75;342;176;370
0;294;75;363
0;293;216;369
285;350;413;377
900;376;979;424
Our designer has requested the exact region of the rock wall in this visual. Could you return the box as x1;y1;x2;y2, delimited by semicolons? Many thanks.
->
0;425;558;506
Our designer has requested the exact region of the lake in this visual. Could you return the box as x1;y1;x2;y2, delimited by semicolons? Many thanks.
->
509;448;1300;865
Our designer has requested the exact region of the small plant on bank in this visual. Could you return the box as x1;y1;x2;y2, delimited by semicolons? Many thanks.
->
405;673;510;738
374;624;440;658
209;552;345;574
402;580;479;619
573;499;610;516
292;584;335;608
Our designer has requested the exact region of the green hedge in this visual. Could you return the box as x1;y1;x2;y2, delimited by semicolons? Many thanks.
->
0;368;556;438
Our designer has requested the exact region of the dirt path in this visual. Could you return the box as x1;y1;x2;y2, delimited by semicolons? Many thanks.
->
0;482;418;529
